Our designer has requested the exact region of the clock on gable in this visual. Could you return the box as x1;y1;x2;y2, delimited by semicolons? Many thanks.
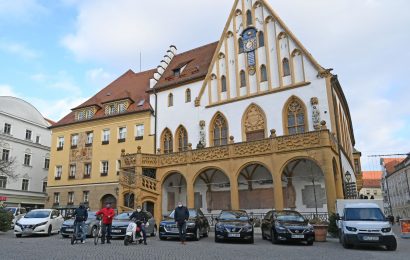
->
241;27;258;75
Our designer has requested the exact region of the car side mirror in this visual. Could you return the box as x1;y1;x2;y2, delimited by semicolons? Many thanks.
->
249;218;254;222
336;214;341;221
215;217;219;222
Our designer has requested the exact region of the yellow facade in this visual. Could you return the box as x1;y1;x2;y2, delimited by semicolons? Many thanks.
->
46;111;154;210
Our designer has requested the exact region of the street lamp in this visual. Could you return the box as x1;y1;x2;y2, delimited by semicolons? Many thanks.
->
345;172;352;199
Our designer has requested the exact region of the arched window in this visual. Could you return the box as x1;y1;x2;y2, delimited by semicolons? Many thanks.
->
238;38;244;53
260;65;267;82
282;58;290;77
221;76;227;92
258;31;264;47
284;96;307;135
246;10;252;26
185;89;191;103
240;70;246;87
211;113;228;146
176;126;188;152
123;193;134;209
168;93;173;107
161;128;173;154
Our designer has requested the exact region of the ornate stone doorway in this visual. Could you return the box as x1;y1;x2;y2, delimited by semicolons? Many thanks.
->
161;172;187;215
100;194;117;209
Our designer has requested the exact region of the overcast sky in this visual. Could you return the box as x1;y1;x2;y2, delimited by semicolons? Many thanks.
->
0;0;409;170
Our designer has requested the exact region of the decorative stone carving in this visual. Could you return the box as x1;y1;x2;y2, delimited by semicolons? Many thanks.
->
317;68;333;78
198;120;206;148
159;153;186;166
123;154;136;167
141;155;158;167
192;147;229;162
310;97;321;130
233;139;271;157
277;132;320;151
244;104;265;133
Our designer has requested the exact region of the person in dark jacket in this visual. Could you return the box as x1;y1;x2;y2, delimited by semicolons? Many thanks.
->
174;201;189;244
73;203;88;243
129;206;149;245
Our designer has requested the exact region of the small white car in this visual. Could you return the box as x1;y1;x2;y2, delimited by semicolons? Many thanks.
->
5;207;27;228
14;209;64;237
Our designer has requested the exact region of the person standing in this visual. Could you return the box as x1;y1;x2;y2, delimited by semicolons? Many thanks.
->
174;201;189;245
129;205;149;245
96;203;115;244
73;202;88;243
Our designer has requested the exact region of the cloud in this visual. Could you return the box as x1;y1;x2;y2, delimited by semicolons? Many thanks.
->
0;0;47;22
86;68;115;89
0;40;40;59
0;84;19;96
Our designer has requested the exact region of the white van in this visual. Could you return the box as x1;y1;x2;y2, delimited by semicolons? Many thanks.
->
336;200;397;251
5;207;27;228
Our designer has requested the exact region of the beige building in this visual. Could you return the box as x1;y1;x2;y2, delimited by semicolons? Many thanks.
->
359;171;382;200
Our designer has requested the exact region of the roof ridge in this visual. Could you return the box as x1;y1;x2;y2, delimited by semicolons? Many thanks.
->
174;41;218;57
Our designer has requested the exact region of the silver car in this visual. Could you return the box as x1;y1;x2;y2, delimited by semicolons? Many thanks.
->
111;211;157;238
60;211;100;238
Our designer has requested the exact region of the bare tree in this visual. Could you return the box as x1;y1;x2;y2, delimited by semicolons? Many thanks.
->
0;157;18;180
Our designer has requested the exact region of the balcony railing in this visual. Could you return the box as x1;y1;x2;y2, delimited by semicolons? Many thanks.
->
121;129;337;169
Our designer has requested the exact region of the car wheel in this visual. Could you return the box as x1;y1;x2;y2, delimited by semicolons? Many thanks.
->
151;226;157;237
62;235;69;238
386;240;397;251
124;235;130;246
307;240;314;246
203;227;209;237
194;228;200;241
271;230;278;244
249;236;254;244
16;234;22;238
91;226;97;238
342;235;353;249
47;225;52;236
214;235;220;243
159;234;166;241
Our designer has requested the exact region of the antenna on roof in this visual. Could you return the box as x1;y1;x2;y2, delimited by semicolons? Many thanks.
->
140;52;142;72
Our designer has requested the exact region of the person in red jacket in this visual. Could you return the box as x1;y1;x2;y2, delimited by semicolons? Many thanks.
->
96;203;115;244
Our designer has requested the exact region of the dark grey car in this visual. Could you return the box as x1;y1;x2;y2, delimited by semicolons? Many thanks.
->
111;211;157;238
60;212;100;238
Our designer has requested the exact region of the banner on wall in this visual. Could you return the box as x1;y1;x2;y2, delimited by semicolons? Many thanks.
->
400;219;410;238
0;196;7;201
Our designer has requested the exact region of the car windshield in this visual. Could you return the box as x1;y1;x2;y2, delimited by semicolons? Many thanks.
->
169;209;197;218
219;211;249;221
345;208;385;221
88;212;97;219
275;212;305;222
5;207;16;214
24;211;50;219
114;212;131;220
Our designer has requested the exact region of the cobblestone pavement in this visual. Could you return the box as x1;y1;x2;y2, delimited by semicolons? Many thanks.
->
0;230;409;260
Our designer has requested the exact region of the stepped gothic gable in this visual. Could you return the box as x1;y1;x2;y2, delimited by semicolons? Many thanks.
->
196;0;327;107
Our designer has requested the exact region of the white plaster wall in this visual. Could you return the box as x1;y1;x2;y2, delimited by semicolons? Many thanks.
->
340;152;356;183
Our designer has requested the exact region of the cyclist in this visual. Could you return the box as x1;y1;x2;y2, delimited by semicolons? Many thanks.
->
129;205;149;245
96;203;115;244
73;202;88;244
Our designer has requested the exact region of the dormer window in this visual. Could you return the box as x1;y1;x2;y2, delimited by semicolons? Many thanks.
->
104;100;129;116
173;68;181;77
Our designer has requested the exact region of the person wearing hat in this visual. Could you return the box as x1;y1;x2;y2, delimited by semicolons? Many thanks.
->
73;202;88;243
96;203;115;244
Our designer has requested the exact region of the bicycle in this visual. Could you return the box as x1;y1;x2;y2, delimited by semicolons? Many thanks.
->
71;221;84;245
93;218;102;245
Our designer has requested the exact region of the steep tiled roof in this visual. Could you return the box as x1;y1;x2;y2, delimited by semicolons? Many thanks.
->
381;158;405;175
361;171;382;188
52;69;155;128
362;179;381;188
151;42;218;92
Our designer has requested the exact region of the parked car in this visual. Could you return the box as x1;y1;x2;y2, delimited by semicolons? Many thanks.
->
111;211;157;238
5;207;27;228
14;209;64;237
214;210;254;243
336;200;397;251
159;208;210;241
60;211;100;238
261;210;315;245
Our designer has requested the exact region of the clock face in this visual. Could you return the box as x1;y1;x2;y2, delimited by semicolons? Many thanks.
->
244;38;256;52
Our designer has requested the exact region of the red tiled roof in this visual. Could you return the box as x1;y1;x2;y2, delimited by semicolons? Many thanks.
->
52;69;155;128
45;118;56;126
362;179;381;188
151;42;218;91
362;171;382;180
382;158;405;175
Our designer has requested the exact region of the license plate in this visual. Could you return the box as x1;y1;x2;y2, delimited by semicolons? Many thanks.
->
228;233;241;238
363;236;379;241
65;228;74;232
23;228;33;233
111;229;122;233
291;234;304;239
170;228;179;233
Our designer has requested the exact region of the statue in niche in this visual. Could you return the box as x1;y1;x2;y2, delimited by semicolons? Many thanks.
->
197;120;206;149
311;97;321;130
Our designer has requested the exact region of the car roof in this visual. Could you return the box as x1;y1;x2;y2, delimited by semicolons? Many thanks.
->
345;203;381;208
220;210;247;214
31;209;53;212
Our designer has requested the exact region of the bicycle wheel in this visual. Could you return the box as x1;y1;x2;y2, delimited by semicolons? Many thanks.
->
93;227;99;245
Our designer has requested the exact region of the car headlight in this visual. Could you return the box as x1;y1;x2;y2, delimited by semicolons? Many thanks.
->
345;226;357;232
15;222;22;227
215;224;225;231
34;221;48;228
275;225;287;233
381;227;391;233
187;222;196;228
242;225;253;232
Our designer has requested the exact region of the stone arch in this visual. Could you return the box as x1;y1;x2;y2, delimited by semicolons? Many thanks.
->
160;128;173;154
209;112;229;147
175;125;188;152
100;194;117;209
253;0;262;8
123;192;135;209
161;171;187;215
242;103;267;141
282;95;308;135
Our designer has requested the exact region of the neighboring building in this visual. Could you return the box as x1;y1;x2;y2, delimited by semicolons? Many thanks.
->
0;96;51;210
119;0;360;222
381;156;410;218
359;171;382;200
45;70;155;211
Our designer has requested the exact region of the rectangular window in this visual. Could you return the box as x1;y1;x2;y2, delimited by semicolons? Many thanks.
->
54;193;60;204
102;129;110;144
135;124;144;140
3;123;11;134
55;166;62;179
24;154;31;166
84;163;92;178
101;161;109;176
2;149;10;161
35;135;40;144
69;164;76;178
57;137;64;150
44;158;50;169
116;160;121;175
83;191;89;203
25;130;32;141
118;127;127;141
77;110;85;121
0;176;7;188
42;181;47;193
22;179;29;191
68;192;74;204
86;109;93;119
118;103;127;113
71;134;79;147
86;132;93;145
